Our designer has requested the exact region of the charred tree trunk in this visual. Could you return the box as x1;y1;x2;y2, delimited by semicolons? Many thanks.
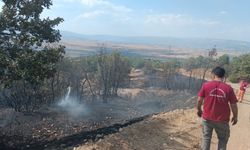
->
51;76;55;103
188;70;193;89
85;73;95;97
200;68;208;89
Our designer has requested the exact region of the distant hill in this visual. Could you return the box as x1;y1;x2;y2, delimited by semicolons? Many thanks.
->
61;31;250;52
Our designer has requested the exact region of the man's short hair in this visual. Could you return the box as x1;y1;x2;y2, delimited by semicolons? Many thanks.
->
212;66;225;78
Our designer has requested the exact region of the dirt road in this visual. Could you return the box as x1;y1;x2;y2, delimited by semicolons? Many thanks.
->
195;83;250;150
226;85;250;150
228;99;250;150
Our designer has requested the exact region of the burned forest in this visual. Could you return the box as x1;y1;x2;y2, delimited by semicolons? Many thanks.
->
1;0;250;150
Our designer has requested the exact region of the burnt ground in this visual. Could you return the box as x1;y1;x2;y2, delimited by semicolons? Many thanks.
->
75;109;202;150
0;88;196;150
73;84;250;150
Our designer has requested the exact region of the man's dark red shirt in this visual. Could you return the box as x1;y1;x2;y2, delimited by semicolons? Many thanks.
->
198;81;237;123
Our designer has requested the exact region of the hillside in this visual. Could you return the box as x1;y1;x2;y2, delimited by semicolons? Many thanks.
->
61;31;248;58
62;31;250;53
74;83;250;150
61;31;250;51
61;39;201;59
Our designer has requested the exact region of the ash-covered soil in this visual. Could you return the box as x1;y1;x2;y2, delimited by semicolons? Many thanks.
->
0;88;196;150
75;109;202;150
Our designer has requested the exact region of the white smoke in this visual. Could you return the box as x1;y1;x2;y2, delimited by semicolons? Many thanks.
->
58;87;87;117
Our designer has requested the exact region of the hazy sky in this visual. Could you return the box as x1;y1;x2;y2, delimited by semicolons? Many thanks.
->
1;0;250;41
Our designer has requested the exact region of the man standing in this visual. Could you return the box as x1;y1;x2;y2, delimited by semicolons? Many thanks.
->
237;79;249;102
197;66;238;150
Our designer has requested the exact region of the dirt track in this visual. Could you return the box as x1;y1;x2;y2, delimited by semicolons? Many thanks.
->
224;84;250;150
210;83;250;150
227;99;250;150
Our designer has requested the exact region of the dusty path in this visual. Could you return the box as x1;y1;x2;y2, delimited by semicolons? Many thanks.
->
208;83;250;150
228;99;250;150
227;85;250;150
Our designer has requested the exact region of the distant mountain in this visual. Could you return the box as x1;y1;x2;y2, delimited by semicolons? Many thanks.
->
61;31;250;52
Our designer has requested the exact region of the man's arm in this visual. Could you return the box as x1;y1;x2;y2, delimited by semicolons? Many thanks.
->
196;97;204;117
230;103;238;125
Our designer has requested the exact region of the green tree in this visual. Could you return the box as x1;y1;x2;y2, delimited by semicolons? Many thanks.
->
129;57;145;69
97;50;131;102
183;56;215;89
183;57;197;89
216;54;231;81
195;56;214;80
0;0;64;111
217;54;230;66
0;0;64;85
161;60;180;89
229;54;250;83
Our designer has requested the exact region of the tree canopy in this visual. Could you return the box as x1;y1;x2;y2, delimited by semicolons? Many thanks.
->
0;0;64;86
229;54;250;82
